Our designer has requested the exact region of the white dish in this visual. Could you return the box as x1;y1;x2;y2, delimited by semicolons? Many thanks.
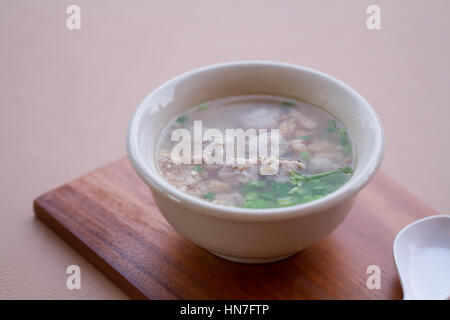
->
126;61;385;263
393;215;450;300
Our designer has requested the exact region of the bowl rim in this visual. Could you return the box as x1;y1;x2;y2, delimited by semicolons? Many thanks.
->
126;61;385;222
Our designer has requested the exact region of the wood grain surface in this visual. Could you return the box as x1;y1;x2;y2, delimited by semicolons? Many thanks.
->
33;158;433;299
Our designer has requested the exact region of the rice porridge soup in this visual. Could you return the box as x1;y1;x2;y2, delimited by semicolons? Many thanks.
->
156;95;354;208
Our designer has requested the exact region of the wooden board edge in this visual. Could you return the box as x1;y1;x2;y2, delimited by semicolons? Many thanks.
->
33;195;148;300
31;162;435;300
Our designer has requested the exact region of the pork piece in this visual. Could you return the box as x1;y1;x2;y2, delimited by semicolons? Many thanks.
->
259;156;279;176
157;151;206;196
278;118;297;139
253;134;289;157
217;162;260;185
294;129;313;138
307;140;338;153
289;139;306;153
202;133;255;166
259;135;289;157
281;159;305;171
212;192;245;206
199;137;228;172
304;140;345;172
278;136;290;155
308;140;344;159
290;108;318;129
308;156;341;173
239;107;281;129
208;179;231;193
269;159;305;183
190;168;210;180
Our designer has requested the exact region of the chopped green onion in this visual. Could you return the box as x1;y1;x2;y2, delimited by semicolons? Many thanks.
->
303;166;353;181
245;192;260;201
288;186;304;195
326;119;337;133
343;144;352;156
340;166;353;174
176;114;189;125
202;192;215;200
197;103;208;110
301;151;311;160
312;186;326;195
338;129;349;145
277;197;295;207
194;165;204;172
289;170;305;183
281;101;296;107
238;167;353;208
241;180;267;193
243;199;270;208
249;180;267;188
259;193;276;200
297;135;311;140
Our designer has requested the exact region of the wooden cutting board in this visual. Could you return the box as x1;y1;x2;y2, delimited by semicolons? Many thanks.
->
33;158;433;299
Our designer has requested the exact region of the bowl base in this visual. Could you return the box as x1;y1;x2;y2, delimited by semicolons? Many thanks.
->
209;251;297;264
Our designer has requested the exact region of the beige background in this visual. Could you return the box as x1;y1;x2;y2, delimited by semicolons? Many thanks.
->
1;0;449;299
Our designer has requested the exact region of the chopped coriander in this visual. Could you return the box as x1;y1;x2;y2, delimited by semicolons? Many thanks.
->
289;170;304;184
259;193;277;200
197;103;208;110
312;186;326;195
237;167;353;208
288;186;305;195
338;129;349;146
277;197;295;207
302;166;353;181
299;195;320;203
249;180;267;188
297;135;311;140
245;192;260;201
343;144;352;156
340;166;353;174
281;101;296;107
241;180;267;193
301;151;311;160
176;114;189;125
194;165;204;172
274;181;293;194
202;192;215;200
243;199;270;208
326;119;337;133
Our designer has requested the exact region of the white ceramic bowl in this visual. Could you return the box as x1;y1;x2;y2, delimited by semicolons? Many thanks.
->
127;61;384;263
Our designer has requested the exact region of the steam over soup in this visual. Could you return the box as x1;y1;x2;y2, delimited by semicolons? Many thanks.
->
156;95;354;208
